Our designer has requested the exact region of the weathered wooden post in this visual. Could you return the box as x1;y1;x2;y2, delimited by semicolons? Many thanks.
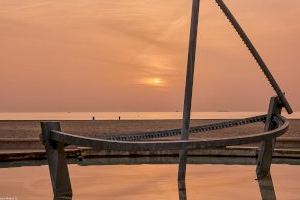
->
41;122;72;200
178;0;200;188
256;96;282;179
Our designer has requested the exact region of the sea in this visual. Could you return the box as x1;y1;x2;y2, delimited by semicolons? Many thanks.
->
0;112;299;120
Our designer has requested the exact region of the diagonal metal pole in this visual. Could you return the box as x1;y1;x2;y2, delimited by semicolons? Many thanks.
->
215;0;293;114
178;0;200;185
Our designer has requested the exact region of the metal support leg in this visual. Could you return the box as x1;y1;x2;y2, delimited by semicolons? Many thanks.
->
41;122;72;200
178;0;200;187
256;97;282;179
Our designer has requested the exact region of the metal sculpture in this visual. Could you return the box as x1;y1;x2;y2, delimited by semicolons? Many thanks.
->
40;0;293;199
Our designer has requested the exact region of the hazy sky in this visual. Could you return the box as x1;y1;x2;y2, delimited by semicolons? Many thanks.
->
0;0;299;112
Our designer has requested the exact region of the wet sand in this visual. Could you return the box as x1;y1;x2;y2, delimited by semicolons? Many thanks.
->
0;164;299;199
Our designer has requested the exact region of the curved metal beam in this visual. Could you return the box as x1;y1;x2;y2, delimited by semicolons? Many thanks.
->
50;115;288;152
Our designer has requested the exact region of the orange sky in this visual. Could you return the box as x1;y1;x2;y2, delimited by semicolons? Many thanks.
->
0;0;299;112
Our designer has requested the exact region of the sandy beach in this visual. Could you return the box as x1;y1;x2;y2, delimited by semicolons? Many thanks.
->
0;119;300;139
0;164;299;200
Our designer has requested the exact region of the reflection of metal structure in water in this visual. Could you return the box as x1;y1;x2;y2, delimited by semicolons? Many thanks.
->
178;180;187;200
258;173;277;200
40;0;293;199
177;173;277;200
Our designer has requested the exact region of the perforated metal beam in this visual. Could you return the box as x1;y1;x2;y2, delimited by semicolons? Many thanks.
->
215;0;293;114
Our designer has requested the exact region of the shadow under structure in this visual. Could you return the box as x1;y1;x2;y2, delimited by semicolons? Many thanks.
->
40;0;293;199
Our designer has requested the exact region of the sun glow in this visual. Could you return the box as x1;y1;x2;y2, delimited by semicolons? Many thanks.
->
153;78;161;84
139;78;166;87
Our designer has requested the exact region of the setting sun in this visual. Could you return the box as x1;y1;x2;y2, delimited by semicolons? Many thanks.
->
139;78;166;87
153;78;161;84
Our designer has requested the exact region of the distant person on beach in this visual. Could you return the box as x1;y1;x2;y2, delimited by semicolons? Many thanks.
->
118;116;121;120
92;116;95;121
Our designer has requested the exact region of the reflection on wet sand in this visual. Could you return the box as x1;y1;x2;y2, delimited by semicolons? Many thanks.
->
178;180;187;200
178;172;277;200
0;164;299;199
258;173;276;200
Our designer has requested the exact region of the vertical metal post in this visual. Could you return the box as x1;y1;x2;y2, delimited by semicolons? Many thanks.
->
256;96;282;179
41;122;72;200
178;0;200;185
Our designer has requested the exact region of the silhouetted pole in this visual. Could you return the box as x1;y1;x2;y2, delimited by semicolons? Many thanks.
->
178;0;200;185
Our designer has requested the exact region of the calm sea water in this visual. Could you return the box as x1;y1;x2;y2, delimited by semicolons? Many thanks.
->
0;112;299;120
